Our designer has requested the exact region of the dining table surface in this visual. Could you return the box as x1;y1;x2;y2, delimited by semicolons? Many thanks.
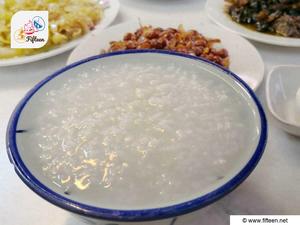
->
0;0;299;225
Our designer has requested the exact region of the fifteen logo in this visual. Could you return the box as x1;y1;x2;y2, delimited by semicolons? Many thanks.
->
11;11;48;49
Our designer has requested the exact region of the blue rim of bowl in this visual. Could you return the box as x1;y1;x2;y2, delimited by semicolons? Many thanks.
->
6;49;267;222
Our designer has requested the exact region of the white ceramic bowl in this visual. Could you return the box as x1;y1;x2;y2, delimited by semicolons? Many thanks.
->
6;50;267;224
266;65;300;136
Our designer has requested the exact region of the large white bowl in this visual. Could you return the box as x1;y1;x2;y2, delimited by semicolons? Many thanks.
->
6;50;267;224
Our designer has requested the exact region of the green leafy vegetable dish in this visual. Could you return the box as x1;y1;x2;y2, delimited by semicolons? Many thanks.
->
226;0;300;38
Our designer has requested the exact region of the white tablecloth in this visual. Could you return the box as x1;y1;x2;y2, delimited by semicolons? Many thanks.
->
0;1;299;224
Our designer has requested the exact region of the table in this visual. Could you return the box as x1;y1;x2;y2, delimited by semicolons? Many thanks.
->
0;1;299;224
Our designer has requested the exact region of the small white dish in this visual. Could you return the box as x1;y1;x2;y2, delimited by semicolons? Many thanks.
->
205;0;300;47
0;0;120;67
266;65;300;136
67;18;265;91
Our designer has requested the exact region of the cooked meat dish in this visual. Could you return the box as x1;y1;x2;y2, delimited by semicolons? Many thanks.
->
106;25;230;68
227;0;300;38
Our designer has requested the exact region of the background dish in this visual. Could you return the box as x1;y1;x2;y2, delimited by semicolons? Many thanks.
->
0;0;120;67
266;65;300;136
67;19;264;91
205;0;300;47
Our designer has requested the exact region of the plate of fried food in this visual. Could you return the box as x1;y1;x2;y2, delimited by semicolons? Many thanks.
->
0;0;120;66
67;18;264;90
206;0;300;47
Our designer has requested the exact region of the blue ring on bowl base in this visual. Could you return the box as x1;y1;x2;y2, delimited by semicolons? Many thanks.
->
6;49;267;222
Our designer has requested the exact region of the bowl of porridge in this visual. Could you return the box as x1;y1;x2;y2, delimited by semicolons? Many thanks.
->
6;50;267;224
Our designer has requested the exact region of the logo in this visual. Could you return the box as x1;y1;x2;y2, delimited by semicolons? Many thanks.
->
11;11;48;49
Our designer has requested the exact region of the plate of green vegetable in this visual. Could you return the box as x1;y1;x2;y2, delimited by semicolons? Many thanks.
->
206;0;300;47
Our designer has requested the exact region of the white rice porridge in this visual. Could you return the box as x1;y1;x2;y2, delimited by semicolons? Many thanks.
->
18;58;259;209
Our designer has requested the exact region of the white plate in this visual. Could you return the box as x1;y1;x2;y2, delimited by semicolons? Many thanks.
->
67;18;264;91
205;0;300;47
0;0;120;67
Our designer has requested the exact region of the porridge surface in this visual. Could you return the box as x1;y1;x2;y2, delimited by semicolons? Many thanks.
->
24;61;258;209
